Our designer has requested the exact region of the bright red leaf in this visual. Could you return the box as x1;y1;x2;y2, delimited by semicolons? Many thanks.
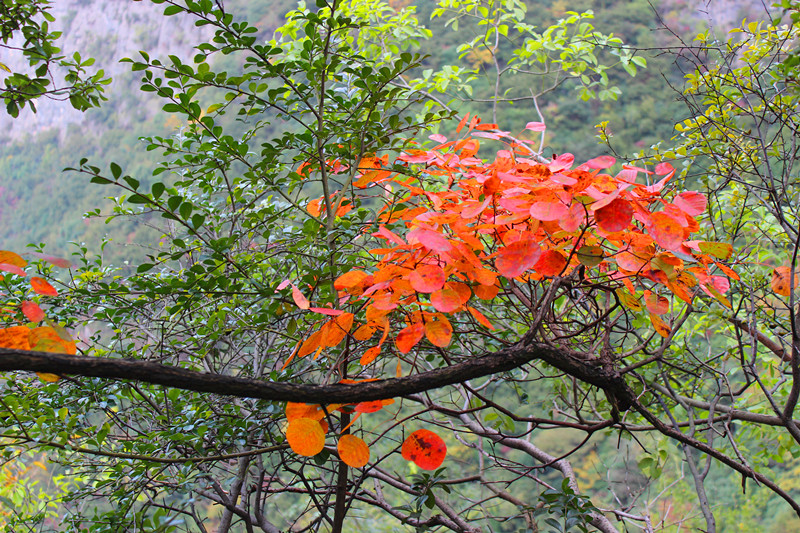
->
594;198;633;233
402;429;447;470
30;277;58;296
21;301;44;323
395;323;425;353
409;264;446;293
495;241;541;278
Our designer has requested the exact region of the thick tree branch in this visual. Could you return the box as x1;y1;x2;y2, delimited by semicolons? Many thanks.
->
0;340;636;407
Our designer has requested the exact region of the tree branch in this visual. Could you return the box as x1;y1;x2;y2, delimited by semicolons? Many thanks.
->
0;340;636;408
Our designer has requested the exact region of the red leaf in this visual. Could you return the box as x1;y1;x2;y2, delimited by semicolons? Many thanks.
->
585;155;616;169
395;323;425;353
430;287;462;313
0;263;26;277
402;429;447;470
594;199;633;233
495;241;541;278
409;264;446;293
30;277;58;296
21;301;44;323
310;307;345;316
534;250;567;277
548;153;574;172
530;201;569;222
409;229;452;252
673;192;707;216
27;252;72;268
525;122;546;131
467;306;494;329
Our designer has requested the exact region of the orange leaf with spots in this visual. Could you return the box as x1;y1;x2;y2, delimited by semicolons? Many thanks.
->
425;318;453;348
649;213;684;251
286;418;326;456
355;398;394;413
401;429;447;470
0;326;32;350
644;291;669;315
650;313;671;338
338;435;370;468
771;266;793;297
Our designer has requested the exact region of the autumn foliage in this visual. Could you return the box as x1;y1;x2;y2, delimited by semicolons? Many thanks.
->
281;114;742;469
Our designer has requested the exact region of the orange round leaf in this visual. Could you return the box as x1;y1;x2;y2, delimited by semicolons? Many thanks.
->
401;429;447;470
286;402;324;421
474;284;499;300
425;319;453;348
409;264;446;293
395;323;425;354
644;291;670;315
286;418;326;456
430;288;462;313
771;266;794;297
334;270;369;291
30;277;58;297
649;213;684;251
338;435;370;468
594;198;633;232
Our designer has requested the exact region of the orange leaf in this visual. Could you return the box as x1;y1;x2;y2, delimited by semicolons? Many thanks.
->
644;291;669;315
360;345;381;365
409;264;446;293
649;213;684;251
30;277;58;297
771;266;793;297
395;323;425;354
401;429;447;470
21;301;44;323
30;326;76;354
430;287;462;313
353;323;377;341
534;250;567;277
334;270;369;291
495;241;541;278
0;326;32;350
37;373;61;383
474;284;499;300
286;402;324;421
292;284;310;309
297;329;324;358
594;199;633;232
616;290;642;311
355;399;394;413
649;313;671;338
0;251;27;268
323;313;354;348
286;418;326;456
467;306;494;329
338;434;370;468
425;319;453;348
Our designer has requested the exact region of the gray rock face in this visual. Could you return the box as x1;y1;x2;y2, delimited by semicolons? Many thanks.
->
0;0;213;140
